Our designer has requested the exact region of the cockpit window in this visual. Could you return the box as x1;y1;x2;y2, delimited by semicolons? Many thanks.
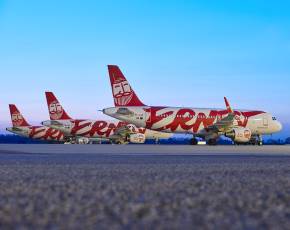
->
272;117;277;121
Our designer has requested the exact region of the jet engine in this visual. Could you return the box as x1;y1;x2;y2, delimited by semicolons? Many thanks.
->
76;137;90;144
225;128;252;143
129;133;146;144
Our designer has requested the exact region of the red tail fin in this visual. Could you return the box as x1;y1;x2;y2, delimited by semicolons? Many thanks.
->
45;92;72;120
9;104;30;127
107;65;145;107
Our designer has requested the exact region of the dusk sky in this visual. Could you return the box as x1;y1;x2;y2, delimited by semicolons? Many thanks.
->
0;0;289;137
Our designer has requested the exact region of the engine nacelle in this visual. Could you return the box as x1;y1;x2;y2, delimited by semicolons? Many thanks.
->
129;133;146;144
226;128;252;143
76;137;90;144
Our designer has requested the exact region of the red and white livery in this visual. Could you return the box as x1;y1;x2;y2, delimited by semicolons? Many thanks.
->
103;65;283;145
42;92;172;144
6;104;65;142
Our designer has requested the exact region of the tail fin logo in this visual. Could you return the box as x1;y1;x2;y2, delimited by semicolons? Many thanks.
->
11;112;24;126
49;101;64;120
108;65;145;107
112;79;133;106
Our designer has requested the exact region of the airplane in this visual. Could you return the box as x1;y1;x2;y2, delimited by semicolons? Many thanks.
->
6;104;65;142
41;92;172;144
102;65;283;145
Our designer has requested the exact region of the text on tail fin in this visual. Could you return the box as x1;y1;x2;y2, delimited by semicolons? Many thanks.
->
45;92;72;120
107;65;145;107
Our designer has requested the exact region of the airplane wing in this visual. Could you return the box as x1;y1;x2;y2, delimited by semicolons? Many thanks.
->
109;125;133;140
109;125;147;144
206;97;235;133
73;126;133;144
207;113;235;132
86;137;111;143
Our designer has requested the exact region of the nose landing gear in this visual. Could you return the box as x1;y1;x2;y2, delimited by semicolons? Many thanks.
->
257;135;263;146
190;138;198;145
207;139;217;146
249;135;263;146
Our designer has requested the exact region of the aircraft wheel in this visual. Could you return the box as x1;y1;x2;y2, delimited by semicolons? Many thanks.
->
191;138;198;145
208;139;217;146
257;135;263;146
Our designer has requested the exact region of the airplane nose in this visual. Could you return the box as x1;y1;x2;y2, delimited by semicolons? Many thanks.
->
276;121;283;132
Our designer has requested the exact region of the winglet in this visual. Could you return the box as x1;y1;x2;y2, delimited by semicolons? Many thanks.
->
224;97;234;114
9;104;31;127
45;92;72;120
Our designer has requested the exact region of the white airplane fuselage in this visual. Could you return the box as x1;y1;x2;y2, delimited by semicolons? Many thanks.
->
42;119;172;140
103;106;282;136
6;126;65;142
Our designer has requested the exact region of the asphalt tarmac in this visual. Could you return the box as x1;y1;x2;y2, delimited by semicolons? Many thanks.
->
0;145;289;229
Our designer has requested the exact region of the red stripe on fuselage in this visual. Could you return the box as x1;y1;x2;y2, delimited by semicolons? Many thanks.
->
29;126;64;141
71;120;146;138
145;107;264;133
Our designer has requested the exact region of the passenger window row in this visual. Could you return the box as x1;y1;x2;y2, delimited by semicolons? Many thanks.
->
156;115;221;119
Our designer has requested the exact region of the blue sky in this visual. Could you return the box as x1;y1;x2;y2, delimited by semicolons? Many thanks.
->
0;0;289;137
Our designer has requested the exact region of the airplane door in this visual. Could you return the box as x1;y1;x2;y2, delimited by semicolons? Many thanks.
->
145;108;151;123
263;117;268;126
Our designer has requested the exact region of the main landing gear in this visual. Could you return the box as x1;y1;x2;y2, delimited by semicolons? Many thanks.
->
207;139;217;146
191;138;198;145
